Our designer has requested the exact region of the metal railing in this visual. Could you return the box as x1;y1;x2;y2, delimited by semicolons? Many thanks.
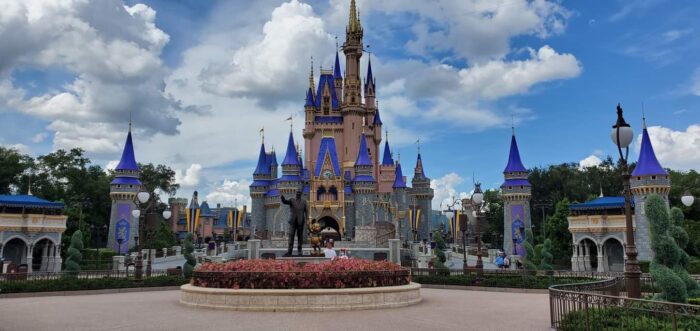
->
0;269;169;284
549;277;700;330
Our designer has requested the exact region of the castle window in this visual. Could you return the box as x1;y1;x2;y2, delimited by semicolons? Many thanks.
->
352;123;354;130
508;186;512;190
651;176;657;180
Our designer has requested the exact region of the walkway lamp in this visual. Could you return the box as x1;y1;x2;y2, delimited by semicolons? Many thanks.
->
133;191;150;281
471;183;485;274
611;103;641;299
682;191;694;207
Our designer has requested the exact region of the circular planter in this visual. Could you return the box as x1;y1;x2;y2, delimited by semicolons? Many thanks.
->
180;282;422;311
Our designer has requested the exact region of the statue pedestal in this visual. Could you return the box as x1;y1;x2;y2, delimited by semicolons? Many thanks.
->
278;256;330;265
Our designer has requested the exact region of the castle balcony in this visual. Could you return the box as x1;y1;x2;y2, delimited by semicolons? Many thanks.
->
567;214;633;234
0;213;67;234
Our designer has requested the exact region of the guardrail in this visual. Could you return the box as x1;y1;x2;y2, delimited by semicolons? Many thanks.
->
0;269;170;285
549;277;700;330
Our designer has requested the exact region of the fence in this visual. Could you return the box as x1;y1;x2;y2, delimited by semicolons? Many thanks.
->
0;269;169;286
549;277;700;330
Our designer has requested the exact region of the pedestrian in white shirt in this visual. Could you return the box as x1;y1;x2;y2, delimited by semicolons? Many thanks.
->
324;240;337;259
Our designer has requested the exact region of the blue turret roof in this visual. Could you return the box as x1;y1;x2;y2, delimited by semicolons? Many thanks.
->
503;134;527;173
631;127;668;177
355;134;372;166
200;201;213;217
282;132;300;166
305;88;314;107
570;196;634;211
315;73;340;109
188;191;200;209
373;109;382;125
381;141;393;166
270;150;278;166
334;52;342;79
253;143;270;175
415;154;425;177
365;57;375;92
314;137;341;177
393;163;407;188
115;130;139;172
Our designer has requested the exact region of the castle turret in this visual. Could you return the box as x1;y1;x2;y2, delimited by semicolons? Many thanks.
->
378;136;395;193
343;0;363;106
250;141;271;234
334;51;343;103
365;57;376;110
631;119;670;261
501;129;532;257
108;123;142;254
409;153;434;241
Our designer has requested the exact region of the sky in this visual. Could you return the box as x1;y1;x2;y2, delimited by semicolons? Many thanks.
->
0;0;699;211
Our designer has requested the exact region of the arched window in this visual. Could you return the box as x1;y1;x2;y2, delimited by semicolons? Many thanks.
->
317;186;327;201
329;186;338;201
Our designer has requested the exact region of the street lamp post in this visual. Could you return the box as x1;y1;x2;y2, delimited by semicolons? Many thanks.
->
132;191;151;281
682;191;695;207
611;103;641;299
471;183;486;275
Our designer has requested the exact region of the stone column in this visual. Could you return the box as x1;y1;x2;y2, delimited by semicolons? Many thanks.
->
53;245;62;272
388;239;401;265
162;248;168;259
247;239;261;260
113;255;125;271
596;244;605;272
583;242;591;271
26;244;34;273
571;244;579;271
174;245;182;256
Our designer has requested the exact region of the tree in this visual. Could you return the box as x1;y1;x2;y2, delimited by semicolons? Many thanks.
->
0;147;31;194
481;189;504;246
539;239;554;271
522;228;538;270
183;233;196;278
431;231;449;275
545;199;572;267
64;230;84;273
647;195;700;303
153;222;178;250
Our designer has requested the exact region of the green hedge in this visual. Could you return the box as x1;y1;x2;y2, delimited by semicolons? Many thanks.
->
690;297;700;305
413;275;593;289
0;276;188;294
559;307;700;331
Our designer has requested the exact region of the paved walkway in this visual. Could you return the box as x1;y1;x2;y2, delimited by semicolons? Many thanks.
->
0;288;551;331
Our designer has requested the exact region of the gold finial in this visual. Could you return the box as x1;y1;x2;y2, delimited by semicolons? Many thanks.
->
416;138;421;154
129;110;132;132
309;56;315;91
642;102;647;129
385;128;389;142
349;0;360;32
335;36;339;52
511;115;515;136
260;127;265;144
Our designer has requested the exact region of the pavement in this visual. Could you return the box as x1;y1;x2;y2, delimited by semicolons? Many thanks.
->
0;288;551;331
151;257;185;270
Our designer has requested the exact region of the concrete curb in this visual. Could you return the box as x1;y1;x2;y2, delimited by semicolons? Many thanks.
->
420;284;549;294
0;286;182;299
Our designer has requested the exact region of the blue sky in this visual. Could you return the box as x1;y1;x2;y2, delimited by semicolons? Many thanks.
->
1;0;699;209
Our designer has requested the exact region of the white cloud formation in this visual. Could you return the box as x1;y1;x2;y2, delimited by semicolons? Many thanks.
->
430;173;470;210
204;179;252;208
31;132;48;143
640;125;700;171
579;154;603;169
0;0;190;153
175;164;203;188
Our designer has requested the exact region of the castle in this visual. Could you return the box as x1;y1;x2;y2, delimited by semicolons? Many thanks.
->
249;0;434;243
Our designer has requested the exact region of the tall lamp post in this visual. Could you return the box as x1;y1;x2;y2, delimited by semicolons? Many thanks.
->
611;103;641;299
471;183;486;274
442;198;461;245
132;191;151;281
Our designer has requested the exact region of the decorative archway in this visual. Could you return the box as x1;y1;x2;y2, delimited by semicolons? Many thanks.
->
603;238;624;272
318;216;342;241
2;237;28;267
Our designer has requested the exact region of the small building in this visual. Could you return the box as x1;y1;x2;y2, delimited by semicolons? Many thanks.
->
0;195;67;273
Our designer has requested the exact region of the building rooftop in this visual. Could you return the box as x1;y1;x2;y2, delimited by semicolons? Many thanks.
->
0;195;65;209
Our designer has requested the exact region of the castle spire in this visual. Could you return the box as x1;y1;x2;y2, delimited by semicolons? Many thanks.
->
253;142;269;175
355;133;372;166
382;140;393;166
414;153;425;178
282;131;300;166
115;124;139;172
348;0;360;33
503;132;527;174
631;122;667;177
334;50;342;80
393;162;407;188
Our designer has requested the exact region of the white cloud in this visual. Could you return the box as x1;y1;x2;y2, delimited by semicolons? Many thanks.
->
0;0;187;153
1;143;30;154
430;173;470;210
579;154;603;169
691;69;700;97
639;125;700;171
175;164;203;188
105;160;119;172
31;132;48;143
204;179;252;208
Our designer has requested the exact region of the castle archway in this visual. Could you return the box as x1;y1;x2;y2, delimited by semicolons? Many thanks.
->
318;216;341;242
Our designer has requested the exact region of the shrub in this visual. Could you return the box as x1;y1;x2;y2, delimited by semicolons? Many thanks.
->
646;195;700;303
523;229;538;270
431;231;449;275
192;259;409;289
0;276;188;294
539;239;554;271
183;233;196;278
559;307;700;331
64;231;84;273
413;274;592;289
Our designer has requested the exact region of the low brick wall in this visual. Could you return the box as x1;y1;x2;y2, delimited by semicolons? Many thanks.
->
180;282;421;311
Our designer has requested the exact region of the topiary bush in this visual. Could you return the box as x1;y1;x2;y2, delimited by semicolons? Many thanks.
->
646;195;700;303
64;230;84;274
183;233;196;278
522;228;538;270
432;231;450;275
539;239;554;271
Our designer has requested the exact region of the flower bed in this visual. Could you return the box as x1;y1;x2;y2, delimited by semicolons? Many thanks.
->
192;259;410;289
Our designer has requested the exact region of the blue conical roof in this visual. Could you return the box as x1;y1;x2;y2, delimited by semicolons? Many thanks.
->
305;88;314;107
373;108;382;125
365;57;375;92
115;130;139;171
503;134;527;173
282;132;300;166
381;141;393;166
253;143;270;175
334;52;342;79
631;127;668;177
355;134;372;166
415;154;425;177
393;162;407;188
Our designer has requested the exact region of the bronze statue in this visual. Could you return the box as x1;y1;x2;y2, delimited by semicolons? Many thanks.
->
308;218;323;256
281;191;308;256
